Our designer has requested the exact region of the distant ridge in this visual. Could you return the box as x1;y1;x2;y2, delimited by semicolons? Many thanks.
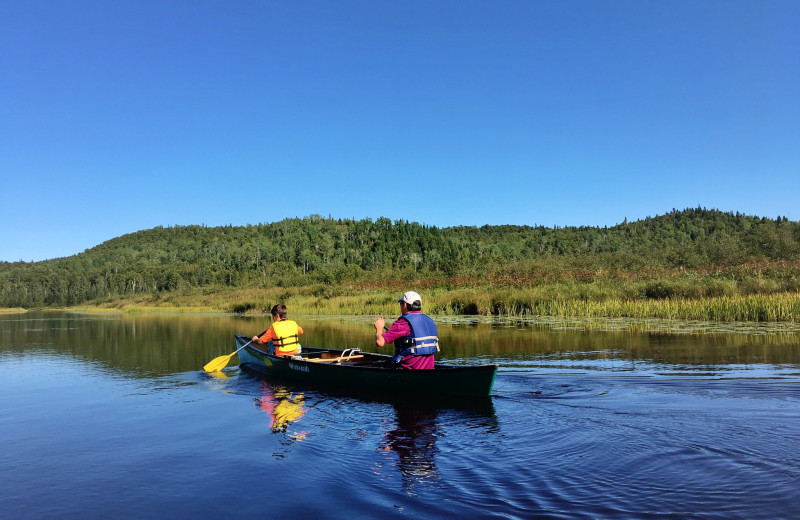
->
1;208;798;308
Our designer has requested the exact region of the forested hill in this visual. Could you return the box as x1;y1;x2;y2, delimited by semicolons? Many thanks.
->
1;208;798;308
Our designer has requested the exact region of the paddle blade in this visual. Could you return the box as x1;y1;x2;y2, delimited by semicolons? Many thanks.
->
204;352;234;373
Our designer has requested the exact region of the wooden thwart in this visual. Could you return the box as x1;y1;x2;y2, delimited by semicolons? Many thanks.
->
305;355;365;363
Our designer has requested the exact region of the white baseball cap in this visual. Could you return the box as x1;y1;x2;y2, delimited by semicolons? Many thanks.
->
398;291;422;304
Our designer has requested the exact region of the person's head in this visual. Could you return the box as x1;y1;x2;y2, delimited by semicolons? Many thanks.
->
271;303;288;320
398;291;422;313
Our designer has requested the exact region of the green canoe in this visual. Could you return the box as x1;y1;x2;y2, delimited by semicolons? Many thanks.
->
234;334;498;398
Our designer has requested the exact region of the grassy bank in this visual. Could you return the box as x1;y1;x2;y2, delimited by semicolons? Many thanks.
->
74;275;800;323
0;308;27;314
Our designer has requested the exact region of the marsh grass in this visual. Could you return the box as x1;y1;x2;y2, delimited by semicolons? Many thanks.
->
79;281;800;324
0;308;27;314
52;262;800;323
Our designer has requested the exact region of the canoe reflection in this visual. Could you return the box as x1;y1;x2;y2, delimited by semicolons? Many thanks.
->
256;381;308;438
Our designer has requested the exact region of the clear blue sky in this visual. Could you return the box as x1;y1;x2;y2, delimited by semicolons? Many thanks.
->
2;1;798;262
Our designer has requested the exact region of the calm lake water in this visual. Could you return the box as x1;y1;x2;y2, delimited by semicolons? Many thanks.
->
2;311;799;519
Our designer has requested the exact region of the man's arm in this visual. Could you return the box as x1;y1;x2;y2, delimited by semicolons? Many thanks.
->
374;317;386;347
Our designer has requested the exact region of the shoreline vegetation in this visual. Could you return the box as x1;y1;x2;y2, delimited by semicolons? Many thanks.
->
3;209;799;325
63;275;800;324
0;308;27;314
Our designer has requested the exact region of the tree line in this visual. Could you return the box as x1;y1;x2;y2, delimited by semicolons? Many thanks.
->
1;208;798;308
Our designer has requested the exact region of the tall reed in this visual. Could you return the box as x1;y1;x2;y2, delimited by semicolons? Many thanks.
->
76;278;800;323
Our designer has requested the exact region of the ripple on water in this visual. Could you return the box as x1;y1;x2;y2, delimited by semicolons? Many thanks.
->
470;372;800;519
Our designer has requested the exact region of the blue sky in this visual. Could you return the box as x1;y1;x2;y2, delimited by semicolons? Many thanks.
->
2;0;798;262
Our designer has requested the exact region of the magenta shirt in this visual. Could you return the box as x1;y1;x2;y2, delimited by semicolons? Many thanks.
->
381;311;435;370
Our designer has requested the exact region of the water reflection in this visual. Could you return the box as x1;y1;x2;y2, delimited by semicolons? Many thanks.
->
377;398;499;495
380;403;441;492
2;311;798;379
3;312;798;519
255;381;309;440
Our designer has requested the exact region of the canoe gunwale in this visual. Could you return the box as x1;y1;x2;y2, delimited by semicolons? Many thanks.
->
233;334;498;397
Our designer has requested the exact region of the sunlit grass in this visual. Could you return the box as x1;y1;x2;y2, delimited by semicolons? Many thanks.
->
0;307;27;314
47;263;800;323
69;282;800;324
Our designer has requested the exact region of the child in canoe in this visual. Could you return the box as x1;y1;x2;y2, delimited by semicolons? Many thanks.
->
252;304;303;357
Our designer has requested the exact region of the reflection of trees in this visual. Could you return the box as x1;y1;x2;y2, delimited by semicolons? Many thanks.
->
0;311;244;376
6;312;800;382
256;381;307;436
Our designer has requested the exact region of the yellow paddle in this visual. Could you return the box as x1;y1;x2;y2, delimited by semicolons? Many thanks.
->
203;339;255;373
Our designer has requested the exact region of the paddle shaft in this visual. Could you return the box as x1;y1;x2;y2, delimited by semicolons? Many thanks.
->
233;339;255;355
234;328;271;356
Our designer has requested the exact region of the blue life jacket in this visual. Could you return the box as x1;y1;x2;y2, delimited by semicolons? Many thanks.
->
393;313;439;358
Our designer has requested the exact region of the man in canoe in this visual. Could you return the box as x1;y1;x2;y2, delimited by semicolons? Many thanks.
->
252;304;304;357
374;291;439;370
